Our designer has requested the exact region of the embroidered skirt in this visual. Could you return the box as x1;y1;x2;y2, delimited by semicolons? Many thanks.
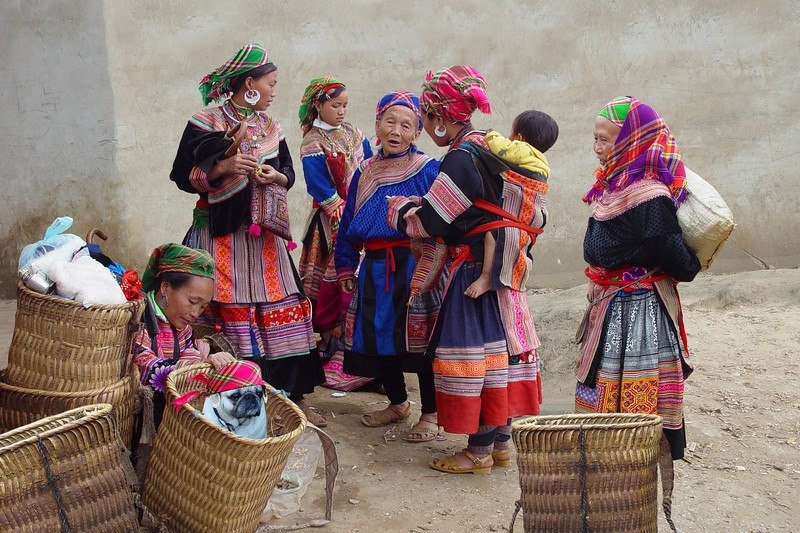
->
575;289;686;457
428;262;541;435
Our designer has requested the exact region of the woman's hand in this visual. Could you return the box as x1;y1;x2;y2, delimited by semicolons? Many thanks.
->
253;164;287;187
197;339;211;358
340;277;355;294
206;351;236;370
214;153;259;178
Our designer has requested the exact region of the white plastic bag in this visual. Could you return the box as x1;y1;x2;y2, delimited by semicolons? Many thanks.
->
46;255;126;306
677;168;735;270
261;427;323;520
18;216;86;273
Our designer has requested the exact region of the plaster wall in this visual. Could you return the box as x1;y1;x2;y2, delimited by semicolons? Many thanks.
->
1;0;798;297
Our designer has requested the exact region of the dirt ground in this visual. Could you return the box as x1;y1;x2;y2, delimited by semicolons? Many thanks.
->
2;268;799;532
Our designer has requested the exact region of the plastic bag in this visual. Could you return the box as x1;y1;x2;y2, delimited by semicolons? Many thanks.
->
261;427;323;520
18;216;86;273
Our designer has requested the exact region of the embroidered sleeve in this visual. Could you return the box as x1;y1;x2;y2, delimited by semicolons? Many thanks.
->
302;150;339;206
393;150;481;238
176;329;203;368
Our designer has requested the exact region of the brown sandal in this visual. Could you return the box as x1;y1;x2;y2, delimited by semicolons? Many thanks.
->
491;448;512;467
403;415;443;443
360;402;411;427
430;449;492;475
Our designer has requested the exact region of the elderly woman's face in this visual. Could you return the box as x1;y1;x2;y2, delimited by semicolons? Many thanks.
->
376;106;420;155
593;116;621;165
160;276;215;331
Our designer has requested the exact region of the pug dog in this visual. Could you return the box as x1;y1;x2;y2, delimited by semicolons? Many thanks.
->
202;384;267;439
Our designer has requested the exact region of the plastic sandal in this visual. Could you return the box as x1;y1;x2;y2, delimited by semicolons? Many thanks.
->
360;402;411;427
492;448;512;467
403;417;443;443
429;449;492;475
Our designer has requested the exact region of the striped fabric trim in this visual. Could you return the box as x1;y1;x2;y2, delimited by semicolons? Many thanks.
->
354;152;432;213
423;171;472;225
591;179;672;221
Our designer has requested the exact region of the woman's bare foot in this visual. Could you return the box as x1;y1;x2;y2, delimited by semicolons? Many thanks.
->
296;399;328;427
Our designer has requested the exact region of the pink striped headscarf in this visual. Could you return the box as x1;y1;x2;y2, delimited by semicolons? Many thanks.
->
420;65;491;122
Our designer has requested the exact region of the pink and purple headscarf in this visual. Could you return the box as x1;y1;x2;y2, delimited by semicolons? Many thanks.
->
584;96;687;205
420;65;491;122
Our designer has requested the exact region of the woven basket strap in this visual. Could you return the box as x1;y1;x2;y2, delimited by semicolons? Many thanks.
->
659;434;678;532
35;437;72;533
578;426;590;533
508;499;522;532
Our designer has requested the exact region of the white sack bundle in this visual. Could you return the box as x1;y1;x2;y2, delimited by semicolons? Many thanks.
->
678;167;736;270
46;255;127;306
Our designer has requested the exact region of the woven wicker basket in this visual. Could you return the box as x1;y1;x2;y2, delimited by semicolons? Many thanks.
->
511;413;663;533
6;283;145;392
0;404;139;532
142;363;307;533
0;371;138;448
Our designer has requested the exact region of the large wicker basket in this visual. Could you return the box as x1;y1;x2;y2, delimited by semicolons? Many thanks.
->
142;363;307;533
511;413;663;533
0;370;138;448
0;404;139;532
5;283;145;392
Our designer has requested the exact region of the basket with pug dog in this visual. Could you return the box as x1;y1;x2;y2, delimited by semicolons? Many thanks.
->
141;361;306;533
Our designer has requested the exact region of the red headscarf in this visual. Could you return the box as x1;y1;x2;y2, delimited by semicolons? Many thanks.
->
420;65;491;122
172;360;265;411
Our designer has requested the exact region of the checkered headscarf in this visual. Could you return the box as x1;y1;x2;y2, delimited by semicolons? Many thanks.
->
141;243;215;292
172;360;265;410
375;91;422;127
584;96;687;205
198;44;273;105
420;65;491;122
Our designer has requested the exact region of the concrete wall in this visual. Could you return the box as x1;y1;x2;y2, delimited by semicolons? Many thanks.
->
1;0;798;297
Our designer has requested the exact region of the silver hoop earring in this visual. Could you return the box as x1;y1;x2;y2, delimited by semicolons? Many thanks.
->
434;125;447;138
244;89;261;106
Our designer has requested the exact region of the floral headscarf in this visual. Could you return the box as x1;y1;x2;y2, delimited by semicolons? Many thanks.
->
583;96;687;206
198;43;274;106
420;65;491;122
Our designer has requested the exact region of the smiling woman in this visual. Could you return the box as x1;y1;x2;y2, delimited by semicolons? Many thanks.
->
334;92;443;442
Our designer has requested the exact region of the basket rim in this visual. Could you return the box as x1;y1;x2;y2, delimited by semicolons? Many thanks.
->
512;413;663;432
17;281;145;312
165;362;307;445
0;371;135;397
0;404;114;453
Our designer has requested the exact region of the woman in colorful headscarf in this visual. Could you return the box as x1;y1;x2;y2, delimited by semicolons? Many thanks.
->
297;78;372;379
133;243;236;429
169;44;326;426
387;67;542;473
576;96;700;460
334;92;442;442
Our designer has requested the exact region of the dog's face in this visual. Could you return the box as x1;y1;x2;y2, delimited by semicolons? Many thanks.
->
219;385;264;420
202;385;267;439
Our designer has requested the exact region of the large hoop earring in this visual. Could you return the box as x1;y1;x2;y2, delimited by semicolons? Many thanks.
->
434;125;447;138
244;89;261;106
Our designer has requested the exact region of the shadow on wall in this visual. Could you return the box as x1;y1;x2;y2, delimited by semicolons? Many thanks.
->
0;3;123;299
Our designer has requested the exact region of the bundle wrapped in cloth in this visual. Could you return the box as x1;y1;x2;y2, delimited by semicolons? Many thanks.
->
677;168;735;270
